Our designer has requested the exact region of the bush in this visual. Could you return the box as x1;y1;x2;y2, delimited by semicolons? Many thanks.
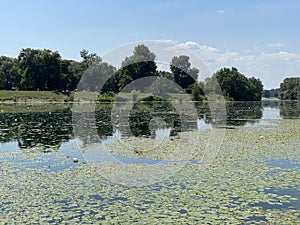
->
97;93;116;102
131;89;140;101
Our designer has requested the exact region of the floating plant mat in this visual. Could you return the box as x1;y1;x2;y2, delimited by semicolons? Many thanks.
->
0;119;299;224
100;130;208;160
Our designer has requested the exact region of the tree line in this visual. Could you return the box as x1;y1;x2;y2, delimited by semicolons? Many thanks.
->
279;77;300;100
0;49;82;91
6;44;298;101
263;88;279;99
263;78;300;100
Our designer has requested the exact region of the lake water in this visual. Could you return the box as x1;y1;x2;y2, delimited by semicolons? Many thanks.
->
0;101;299;223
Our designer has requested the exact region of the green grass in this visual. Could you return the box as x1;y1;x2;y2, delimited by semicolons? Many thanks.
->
0;103;70;113
0;90;73;102
0;90;236;104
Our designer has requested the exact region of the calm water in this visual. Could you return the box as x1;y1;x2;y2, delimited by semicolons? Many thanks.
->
0;100;299;223
0;101;299;169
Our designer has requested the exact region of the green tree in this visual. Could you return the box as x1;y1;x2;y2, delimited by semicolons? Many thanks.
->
0;72;6;89
121;44;156;68
207;67;263;101
102;45;157;93
147;71;180;94
78;51;116;92
263;88;280;98
170;55;199;90
247;77;263;101
0;56;21;89
80;49;102;70
68;60;85;90
120;45;157;92
40;50;62;90
279;77;300;100
192;82;205;101
9;65;22;89
18;48;43;90
118;69;133;91
263;90;271;98
58;59;81;91
157;70;174;81
18;48;62;91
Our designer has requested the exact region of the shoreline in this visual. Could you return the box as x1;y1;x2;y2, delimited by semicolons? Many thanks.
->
0;90;298;103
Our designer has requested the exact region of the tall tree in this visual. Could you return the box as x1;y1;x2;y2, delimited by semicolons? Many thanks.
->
206;67;263;101
0;56;21;89
247;77;263;101
170;55;198;90
41;50;62;90
121;44;156;68
107;44;157;92
78;50;116;91
80;49;102;69
280;77;300;100
263;88;280;98
67;60;85;90
18;48;41;90
18;48;62;91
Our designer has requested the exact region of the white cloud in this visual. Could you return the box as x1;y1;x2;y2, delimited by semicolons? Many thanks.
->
103;40;300;89
267;43;284;48
178;41;218;52
176;41;300;89
260;51;300;61
178;41;201;49
216;10;225;14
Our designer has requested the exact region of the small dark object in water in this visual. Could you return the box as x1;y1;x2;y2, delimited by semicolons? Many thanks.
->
73;158;79;163
134;149;142;154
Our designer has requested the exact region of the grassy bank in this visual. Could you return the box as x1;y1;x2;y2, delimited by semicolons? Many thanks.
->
0;90;263;103
0;90;73;103
0;103;71;113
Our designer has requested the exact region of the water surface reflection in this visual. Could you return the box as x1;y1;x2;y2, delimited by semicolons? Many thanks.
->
0;101;298;170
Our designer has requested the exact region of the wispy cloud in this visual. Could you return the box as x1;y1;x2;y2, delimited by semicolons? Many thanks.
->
154;1;179;9
216;9;226;14
178;41;219;52
112;40;300;89
176;41;300;89
267;43;284;48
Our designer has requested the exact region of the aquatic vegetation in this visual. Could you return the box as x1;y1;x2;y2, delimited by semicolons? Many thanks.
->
0;103;299;224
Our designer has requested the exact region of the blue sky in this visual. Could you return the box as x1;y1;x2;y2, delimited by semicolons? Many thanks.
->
1;0;300;88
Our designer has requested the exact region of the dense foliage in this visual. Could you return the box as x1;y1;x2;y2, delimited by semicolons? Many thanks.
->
263;88;280;98
2;46;294;102
205;67;264;101
279;77;300;100
0;49;83;91
170;55;198;91
101;45;157;93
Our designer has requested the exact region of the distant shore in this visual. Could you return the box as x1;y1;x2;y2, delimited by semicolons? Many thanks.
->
1;90;298;104
0;90;73;103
